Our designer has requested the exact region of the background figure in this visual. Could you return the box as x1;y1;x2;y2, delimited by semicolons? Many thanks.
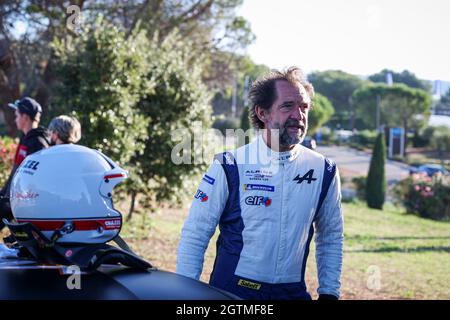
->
48;115;82;145
0;97;51;230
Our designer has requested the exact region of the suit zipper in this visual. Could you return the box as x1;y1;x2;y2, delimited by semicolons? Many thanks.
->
274;162;284;280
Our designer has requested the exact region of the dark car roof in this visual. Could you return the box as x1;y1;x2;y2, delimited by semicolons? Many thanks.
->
0;258;239;300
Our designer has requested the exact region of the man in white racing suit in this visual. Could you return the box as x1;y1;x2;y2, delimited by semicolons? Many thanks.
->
177;66;343;300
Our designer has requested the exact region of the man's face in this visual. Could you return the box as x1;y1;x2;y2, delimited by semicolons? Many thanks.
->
14;110;29;132
264;80;311;148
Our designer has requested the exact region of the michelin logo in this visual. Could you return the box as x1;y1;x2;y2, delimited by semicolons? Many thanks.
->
243;184;274;192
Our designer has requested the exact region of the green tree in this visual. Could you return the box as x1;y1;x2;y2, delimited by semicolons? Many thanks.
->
307;70;365;129
240;105;250;132
52;18;149;166
366;132;386;210
430;126;450;165
308;93;334;135
368;69;431;92
211;55;269;116
0;0;254;134
440;88;450;105
353;83;432;152
52;19;213;219
131;31;212;216
434;88;450;115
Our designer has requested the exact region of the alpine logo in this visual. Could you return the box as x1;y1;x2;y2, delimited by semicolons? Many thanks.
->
194;189;209;202
245;196;272;207
293;169;317;184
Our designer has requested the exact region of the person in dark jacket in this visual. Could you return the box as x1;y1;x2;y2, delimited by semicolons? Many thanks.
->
0;97;51;230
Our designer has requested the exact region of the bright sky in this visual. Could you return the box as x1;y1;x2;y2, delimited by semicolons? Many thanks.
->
238;0;450;81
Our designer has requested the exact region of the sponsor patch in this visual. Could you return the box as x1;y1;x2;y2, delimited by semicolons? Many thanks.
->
19;149;27;157
326;158;334;172
202;174;215;185
194;189;209;202
103;219;122;230
238;279;261;290
224;153;234;165
15;145;27;165
244;196;271;207
243;184;274;192
244;169;273;182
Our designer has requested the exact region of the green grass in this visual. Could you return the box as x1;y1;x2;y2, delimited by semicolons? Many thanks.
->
119;201;450;299
305;202;450;299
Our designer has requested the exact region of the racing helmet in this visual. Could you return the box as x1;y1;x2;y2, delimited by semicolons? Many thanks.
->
9;144;127;245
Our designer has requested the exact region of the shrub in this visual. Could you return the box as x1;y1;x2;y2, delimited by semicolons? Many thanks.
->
352;176;367;200
430;126;450;162
0;136;17;187
52;19;213;218
393;173;450;220
350;130;377;149
366;132;386;209
309;94;334;135
412;126;435;148
240;105;250;132
316;127;336;145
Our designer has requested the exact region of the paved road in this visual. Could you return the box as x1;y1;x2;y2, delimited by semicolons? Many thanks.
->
317;145;411;184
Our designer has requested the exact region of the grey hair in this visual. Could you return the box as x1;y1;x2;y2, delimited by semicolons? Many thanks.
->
48;115;82;144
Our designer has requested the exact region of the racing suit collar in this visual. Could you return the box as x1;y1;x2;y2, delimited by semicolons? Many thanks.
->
256;134;302;165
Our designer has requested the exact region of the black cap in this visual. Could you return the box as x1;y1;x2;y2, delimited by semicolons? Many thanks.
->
8;97;43;120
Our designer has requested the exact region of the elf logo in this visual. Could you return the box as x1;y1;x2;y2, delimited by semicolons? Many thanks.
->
245;196;271;207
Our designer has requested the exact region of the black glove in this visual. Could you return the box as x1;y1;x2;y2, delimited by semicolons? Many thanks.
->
318;294;339;300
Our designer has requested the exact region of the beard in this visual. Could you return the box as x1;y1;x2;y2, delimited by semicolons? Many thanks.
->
278;118;307;146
